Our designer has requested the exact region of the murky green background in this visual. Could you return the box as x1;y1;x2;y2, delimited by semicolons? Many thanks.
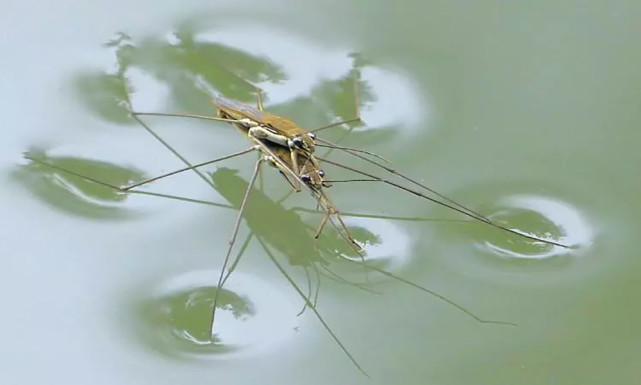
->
2;1;640;384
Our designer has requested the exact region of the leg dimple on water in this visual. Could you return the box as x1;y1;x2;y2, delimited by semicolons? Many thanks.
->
476;195;593;260
135;270;299;360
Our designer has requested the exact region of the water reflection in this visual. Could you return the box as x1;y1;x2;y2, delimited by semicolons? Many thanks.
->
211;167;377;267
136;270;298;359
44;23;483;368
129;168;421;362
14;149;145;219
441;188;593;262
478;195;593;260
195;25;427;131
341;217;412;273
71;24;426;140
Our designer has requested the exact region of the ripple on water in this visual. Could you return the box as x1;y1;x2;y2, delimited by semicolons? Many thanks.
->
474;195;593;260
136;270;298;360
13;150;147;219
330;217;412;281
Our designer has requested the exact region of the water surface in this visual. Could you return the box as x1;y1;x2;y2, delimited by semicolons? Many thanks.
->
2;1;641;384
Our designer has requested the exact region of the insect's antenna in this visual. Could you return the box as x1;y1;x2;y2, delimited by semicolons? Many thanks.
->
318;157;570;249
315;142;390;163
210;158;263;338
317;137;489;221
343;258;518;327
256;236;369;377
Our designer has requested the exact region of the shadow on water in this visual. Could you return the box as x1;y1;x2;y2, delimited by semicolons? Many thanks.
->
71;29;383;136
20;26;527;374
130;168;385;362
14;149;145;219
139;284;255;357
210;167;376;267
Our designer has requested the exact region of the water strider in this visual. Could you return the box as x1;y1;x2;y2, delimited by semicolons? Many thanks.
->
24;76;573;376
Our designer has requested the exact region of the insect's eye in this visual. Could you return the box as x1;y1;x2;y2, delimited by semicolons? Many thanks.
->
308;133;316;140
301;174;311;183
293;137;304;148
318;170;325;177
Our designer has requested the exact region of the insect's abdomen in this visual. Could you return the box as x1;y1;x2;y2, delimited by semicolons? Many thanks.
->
263;116;308;137
212;96;266;122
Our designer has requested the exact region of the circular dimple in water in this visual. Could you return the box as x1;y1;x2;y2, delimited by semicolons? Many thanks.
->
137;270;298;359
335;218;412;279
476;195;593;260
13;152;148;219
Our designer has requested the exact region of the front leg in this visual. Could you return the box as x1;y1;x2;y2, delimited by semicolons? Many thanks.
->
248;126;289;147
249;126;302;191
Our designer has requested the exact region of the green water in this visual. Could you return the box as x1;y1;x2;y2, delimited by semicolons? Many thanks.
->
2;1;640;384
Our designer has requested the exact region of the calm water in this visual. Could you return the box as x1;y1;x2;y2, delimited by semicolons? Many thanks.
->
2;1;640;384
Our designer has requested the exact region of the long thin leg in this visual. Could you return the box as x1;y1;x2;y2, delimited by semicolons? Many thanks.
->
334;211;362;249
341;258;517;326
252;139;307;189
314;213;330;239
316;137;489;221
296;266;313;317
311;262;322;307
291;205;470;223
23;155;234;209
316;263;380;295
289;151;302;191
130;114;217;190
210;61;265;103
310;190;363;253
277;170;301;193
318;156;570;248
221;233;253;286
257;153;264;191
324;213;369;283
310;75;363;135
132;111;246;124
310;118;361;135
132;190;233;209
209;158;263;338
25;156;124;191
315;142;390;163
311;73;484;226
256;89;265;111
256;236;368;377
122;147;256;191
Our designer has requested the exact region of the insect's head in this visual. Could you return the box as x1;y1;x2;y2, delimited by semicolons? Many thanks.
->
290;133;317;153
300;168;330;189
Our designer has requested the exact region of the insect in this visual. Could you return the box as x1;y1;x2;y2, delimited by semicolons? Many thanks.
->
25;79;570;376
